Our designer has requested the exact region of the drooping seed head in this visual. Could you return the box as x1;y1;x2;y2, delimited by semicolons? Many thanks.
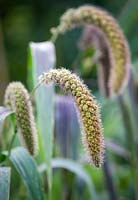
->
51;5;131;97
39;68;104;167
4;82;38;155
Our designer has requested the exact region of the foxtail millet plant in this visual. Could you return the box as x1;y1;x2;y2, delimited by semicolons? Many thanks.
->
51;5;131;96
4;82;38;155
39;68;104;167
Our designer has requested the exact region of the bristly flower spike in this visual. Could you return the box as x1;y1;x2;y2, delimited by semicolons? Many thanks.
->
4;82;38;155
51;5;131;97
39;68;104;167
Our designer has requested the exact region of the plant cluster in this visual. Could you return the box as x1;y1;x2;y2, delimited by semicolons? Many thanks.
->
0;4;137;200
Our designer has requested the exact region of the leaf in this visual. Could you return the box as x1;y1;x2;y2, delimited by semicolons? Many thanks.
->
0;167;11;200
28;41;56;190
10;147;44;200
39;158;97;200
0;107;13;123
55;95;80;159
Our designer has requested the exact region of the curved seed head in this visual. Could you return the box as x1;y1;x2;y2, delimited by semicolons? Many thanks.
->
39;68;104;167
4;82;38;156
51;5;131;97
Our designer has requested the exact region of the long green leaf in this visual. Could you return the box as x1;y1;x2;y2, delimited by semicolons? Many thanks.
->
39;158;97;200
55;95;80;159
10;147;44;200
0;167;11;200
28;42;55;190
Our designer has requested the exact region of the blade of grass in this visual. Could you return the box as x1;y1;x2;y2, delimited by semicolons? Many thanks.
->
28;41;56;195
0;167;11;200
10;147;44;200
55;95;80;159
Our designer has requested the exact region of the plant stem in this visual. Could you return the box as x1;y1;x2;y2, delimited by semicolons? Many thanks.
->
128;70;138;140
7;130;17;157
29;81;42;100
118;96;138;200
48;188;52;200
127;71;138;200
118;94;138;200
103;154;118;200
118;95;134;149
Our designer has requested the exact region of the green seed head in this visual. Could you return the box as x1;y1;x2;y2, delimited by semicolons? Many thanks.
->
51;5;131;97
4;82;38;156
39;69;104;167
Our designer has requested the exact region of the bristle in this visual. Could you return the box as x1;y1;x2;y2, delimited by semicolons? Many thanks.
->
39;68;104;167
4;82;38;156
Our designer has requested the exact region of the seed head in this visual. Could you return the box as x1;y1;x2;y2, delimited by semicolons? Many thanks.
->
51;5;131;96
39;69;104;167
4;82;38;155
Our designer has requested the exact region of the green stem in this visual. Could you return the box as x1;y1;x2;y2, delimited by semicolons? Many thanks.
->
7;130;17;157
128;71;138;140
48;188;52;200
29;81;42;100
118;94;138;200
127;71;138;200
103;154;118;200
50;31;58;43
118;95;134;149
118;72;138;200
